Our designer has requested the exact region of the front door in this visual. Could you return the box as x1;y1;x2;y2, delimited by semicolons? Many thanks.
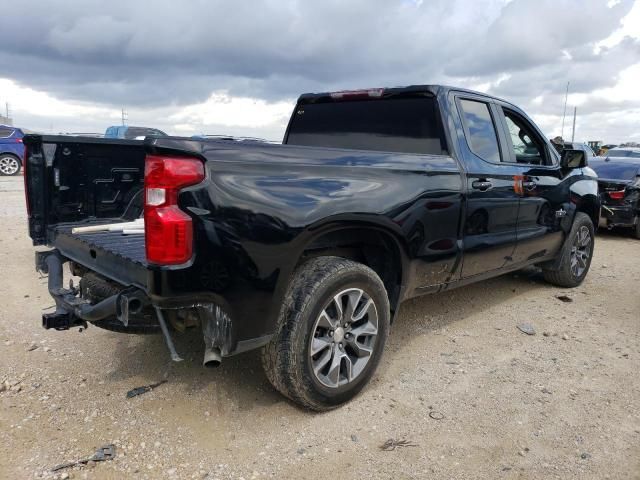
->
494;104;565;263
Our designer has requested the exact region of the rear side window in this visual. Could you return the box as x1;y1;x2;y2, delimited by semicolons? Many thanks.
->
0;127;14;138
286;96;446;155
458;99;500;163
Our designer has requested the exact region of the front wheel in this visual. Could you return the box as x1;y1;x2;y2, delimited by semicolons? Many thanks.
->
0;155;21;176
543;212;595;287
261;257;390;411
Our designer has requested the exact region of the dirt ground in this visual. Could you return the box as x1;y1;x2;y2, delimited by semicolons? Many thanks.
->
1;174;639;480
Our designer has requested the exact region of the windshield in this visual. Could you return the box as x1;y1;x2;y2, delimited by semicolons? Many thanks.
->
607;149;640;158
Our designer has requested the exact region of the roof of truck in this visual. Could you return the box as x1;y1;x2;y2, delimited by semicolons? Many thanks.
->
298;84;509;104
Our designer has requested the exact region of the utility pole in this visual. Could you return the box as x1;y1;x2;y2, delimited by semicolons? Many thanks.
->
5;102;8;119
121;108;128;126
560;82;569;139
571;106;577;142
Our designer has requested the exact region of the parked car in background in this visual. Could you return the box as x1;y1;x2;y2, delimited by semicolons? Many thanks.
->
0;125;25;176
104;125;167;139
590;147;640;238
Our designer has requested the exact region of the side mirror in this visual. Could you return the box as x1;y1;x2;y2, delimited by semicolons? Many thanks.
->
560;149;587;169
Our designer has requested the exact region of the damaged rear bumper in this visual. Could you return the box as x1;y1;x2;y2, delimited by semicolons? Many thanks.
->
35;249;271;358
599;204;637;229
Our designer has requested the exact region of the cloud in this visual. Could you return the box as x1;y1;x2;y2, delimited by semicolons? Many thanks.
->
447;0;634;77
0;0;504;105
0;0;638;143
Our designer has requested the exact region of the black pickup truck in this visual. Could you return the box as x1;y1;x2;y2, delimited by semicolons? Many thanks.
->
24;85;599;410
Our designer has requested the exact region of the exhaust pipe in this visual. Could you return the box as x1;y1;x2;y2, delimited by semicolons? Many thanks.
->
203;347;222;368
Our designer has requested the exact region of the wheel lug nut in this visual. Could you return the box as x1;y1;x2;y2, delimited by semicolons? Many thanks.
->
329;330;334;336
339;343;344;350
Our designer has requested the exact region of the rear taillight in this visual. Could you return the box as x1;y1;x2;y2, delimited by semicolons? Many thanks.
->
144;155;204;265
607;190;625;200
16;138;23;143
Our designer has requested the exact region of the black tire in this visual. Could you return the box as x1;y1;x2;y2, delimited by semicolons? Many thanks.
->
543;212;595;288
634;218;640;239
0;154;21;176
261;257;390;411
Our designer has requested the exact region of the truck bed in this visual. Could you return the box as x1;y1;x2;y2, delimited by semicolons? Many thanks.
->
53;226;148;289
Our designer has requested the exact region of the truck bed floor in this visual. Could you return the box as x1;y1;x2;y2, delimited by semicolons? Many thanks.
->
53;226;148;288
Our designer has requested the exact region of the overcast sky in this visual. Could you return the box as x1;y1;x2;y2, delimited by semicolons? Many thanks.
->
1;0;639;143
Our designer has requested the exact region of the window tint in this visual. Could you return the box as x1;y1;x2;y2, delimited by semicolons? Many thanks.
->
459;99;500;163
502;109;547;165
286;96;446;155
0;127;14;138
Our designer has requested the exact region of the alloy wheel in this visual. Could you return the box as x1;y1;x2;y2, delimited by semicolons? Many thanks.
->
0;156;20;175
309;288;378;388
570;225;591;278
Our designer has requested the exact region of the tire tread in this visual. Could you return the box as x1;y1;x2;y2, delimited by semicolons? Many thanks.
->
261;256;389;411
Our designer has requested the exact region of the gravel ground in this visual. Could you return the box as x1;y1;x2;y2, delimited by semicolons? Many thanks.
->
1;175;639;479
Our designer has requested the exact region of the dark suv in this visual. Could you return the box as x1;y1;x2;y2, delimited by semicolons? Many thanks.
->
0;125;25;176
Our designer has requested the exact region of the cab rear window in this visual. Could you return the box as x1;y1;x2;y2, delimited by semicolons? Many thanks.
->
285;96;447;155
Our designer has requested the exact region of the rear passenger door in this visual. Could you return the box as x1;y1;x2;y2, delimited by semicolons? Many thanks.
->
493;103;565;264
454;94;521;278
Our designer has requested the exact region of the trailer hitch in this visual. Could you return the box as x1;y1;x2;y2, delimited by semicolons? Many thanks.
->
42;310;87;331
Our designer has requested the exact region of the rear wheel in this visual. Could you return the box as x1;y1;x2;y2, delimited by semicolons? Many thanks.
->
0;154;21;176
261;257;390;411
543;212;594;287
634;218;640;239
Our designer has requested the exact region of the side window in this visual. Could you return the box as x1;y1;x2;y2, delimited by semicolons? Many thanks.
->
459;99;501;163
502;109;548;165
0;127;14;138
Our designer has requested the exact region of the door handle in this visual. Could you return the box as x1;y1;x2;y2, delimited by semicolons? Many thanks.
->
472;180;492;191
522;180;537;190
